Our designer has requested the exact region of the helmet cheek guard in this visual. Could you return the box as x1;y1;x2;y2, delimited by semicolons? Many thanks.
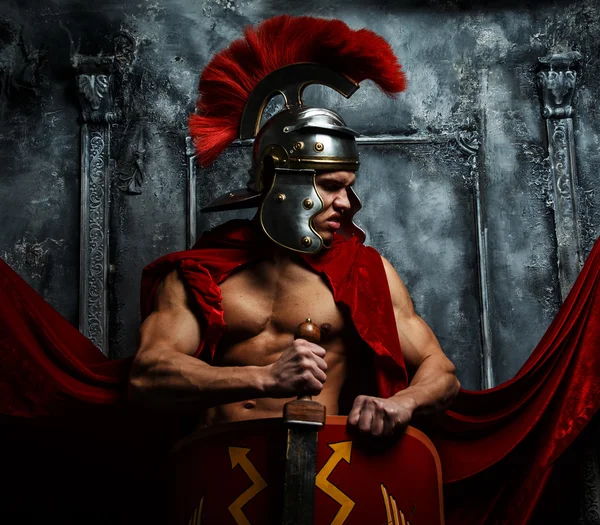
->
260;168;324;253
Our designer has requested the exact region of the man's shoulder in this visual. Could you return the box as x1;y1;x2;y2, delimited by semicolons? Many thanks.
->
339;241;405;298
193;219;254;249
141;219;254;317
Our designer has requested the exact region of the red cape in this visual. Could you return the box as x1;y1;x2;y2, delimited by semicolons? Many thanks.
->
1;218;600;524
140;219;409;400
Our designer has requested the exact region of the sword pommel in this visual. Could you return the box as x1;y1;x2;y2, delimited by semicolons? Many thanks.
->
295;318;321;344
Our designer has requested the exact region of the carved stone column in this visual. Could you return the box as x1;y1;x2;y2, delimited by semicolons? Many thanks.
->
74;57;117;355
73;33;135;355
539;52;600;525
457;128;494;389
537;51;583;301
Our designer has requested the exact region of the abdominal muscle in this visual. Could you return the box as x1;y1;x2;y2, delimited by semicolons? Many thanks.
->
200;328;348;428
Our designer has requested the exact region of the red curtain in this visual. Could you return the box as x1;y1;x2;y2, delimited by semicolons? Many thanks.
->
1;222;600;523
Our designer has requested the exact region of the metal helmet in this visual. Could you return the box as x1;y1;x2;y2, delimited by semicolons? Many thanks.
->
190;16;406;253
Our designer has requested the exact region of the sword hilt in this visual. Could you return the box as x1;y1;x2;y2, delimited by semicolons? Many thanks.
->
295;318;321;344
283;319;326;428
295;318;321;402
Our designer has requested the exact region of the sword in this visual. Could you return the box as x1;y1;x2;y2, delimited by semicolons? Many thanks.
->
281;319;326;525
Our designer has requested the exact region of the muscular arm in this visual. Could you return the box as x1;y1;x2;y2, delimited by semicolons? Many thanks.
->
128;270;327;412
348;257;460;436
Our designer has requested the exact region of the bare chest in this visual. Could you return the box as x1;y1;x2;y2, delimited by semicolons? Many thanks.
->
218;259;345;345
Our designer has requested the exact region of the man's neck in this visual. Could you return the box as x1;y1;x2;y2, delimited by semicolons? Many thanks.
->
249;214;293;265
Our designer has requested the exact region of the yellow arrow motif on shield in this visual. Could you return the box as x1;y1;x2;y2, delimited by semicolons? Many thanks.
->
227;447;268;525
316;441;355;525
381;484;411;525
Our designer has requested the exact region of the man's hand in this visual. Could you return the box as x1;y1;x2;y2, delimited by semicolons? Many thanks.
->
348;395;416;438
265;339;328;397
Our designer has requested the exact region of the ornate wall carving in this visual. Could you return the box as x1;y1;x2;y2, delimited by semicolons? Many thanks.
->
538;50;600;524
456;128;494;389
537;51;583;301
74;32;136;354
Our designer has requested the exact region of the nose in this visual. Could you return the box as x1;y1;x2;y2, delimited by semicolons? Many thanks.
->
333;188;352;213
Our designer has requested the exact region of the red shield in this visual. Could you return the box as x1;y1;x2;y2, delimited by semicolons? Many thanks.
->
169;416;443;525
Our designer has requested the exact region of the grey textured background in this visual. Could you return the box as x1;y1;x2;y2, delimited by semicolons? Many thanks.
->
1;0;599;391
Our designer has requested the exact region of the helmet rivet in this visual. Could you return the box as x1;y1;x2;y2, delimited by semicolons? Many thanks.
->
283;127;290;133
302;198;314;210
293;141;304;151
314;142;324;152
301;236;313;247
275;193;286;203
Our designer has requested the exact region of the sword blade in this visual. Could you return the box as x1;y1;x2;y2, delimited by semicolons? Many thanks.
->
281;426;318;525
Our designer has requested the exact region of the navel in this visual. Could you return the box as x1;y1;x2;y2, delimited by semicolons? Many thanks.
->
243;400;256;410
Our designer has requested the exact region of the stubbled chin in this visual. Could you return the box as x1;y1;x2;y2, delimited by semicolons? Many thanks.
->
319;231;333;247
313;220;338;243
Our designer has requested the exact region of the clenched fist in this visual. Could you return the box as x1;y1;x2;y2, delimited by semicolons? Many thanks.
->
264;339;327;398
348;395;415;437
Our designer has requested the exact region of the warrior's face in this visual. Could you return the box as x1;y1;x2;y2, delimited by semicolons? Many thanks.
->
313;171;356;246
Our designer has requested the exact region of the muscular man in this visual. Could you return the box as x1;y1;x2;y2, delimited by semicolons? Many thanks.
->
129;169;460;436
128;16;459;438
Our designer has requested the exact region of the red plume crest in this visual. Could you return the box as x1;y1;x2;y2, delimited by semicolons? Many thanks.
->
189;15;407;167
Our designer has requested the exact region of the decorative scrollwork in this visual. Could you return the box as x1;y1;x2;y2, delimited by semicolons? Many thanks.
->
457;130;480;156
538;54;584;300
74;31;138;353
537;51;581;119
85;131;107;351
551;122;570;198
77;74;109;110
456;130;480;189
73;55;116;124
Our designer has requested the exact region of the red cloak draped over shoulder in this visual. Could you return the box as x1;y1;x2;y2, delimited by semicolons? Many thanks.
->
139;219;408;399
1;218;600;524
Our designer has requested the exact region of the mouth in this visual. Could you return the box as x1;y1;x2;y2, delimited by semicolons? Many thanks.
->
325;216;342;230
